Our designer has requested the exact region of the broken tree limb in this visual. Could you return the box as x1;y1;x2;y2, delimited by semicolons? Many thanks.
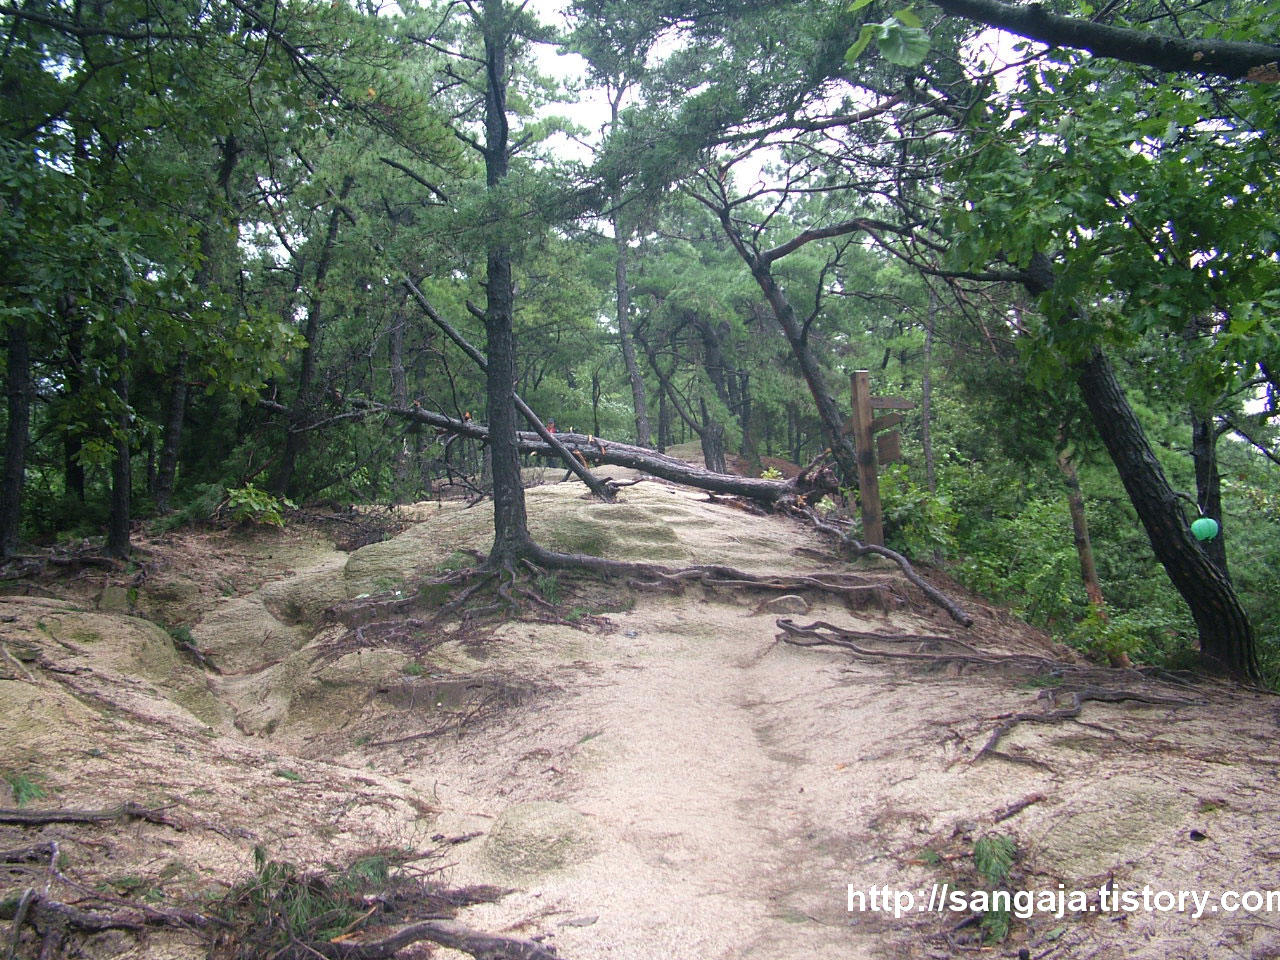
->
402;276;615;501
0;801;181;829
0;842;56;864
341;398;833;506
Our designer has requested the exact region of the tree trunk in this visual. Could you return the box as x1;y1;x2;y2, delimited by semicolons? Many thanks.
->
614;210;651;447
1023;254;1257;679
1190;413;1228;578
1075;348;1256;678
737;370;759;470
389;307;412;503
1;318;31;557
657;390;670;452
698;397;727;474
711;210;858;483
591;370;602;437
1056;446;1106;614
154;350;189;513
273;174;355;499
107;347;131;559
481;0;532;565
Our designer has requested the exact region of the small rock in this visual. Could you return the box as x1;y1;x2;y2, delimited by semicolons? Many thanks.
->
765;594;809;614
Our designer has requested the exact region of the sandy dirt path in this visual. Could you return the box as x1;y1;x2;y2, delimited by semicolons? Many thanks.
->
415;593;886;959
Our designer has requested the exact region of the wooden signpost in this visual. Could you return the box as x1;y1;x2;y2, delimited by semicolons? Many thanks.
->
845;370;915;546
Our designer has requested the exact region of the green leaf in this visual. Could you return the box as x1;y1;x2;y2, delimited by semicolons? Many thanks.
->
848;0;877;10
846;23;879;64
877;20;930;65
894;7;922;28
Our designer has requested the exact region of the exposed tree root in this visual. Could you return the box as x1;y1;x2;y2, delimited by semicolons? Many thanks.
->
272;918;563;959
798;509;974;626
0;828;561;960
324;542;911;663
1;887;558;960
526;544;902;611
0;552;119;582
0;889;217;933
775;618;1052;671
975;686;1195;763
992;792;1046;823
776;618;1199;766
0;842;57;864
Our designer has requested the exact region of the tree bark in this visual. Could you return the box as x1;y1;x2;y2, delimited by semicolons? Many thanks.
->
657;389;670;452
698;397;727;474
1;318;31;557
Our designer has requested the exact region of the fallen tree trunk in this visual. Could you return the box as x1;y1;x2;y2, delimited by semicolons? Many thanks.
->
344;399;837;507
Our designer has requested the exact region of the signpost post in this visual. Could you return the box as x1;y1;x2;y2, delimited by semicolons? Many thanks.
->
845;370;915;546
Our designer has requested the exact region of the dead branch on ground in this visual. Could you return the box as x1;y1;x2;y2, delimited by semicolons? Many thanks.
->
0;801;182;829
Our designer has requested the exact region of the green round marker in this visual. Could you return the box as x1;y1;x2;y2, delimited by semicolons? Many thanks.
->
1190;517;1219;541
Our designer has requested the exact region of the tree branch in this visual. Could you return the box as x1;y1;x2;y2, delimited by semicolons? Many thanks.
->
400;277;616;500
378;158;450;203
759;217;916;268
929;0;1280;81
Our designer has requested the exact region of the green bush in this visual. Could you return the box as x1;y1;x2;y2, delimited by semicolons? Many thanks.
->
226;483;296;528
878;464;958;560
